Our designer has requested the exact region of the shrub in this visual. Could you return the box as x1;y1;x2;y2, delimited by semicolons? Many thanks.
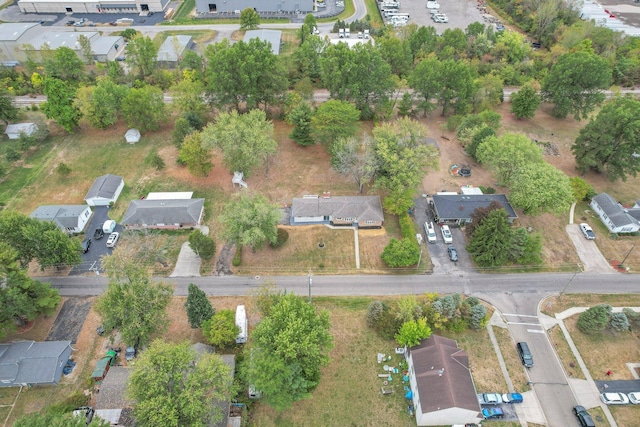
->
366;301;386;327
150;153;165;170
469;304;487;330
56;162;71;177
202;309;239;348
270;228;289;248
381;238;420;267
232;246;242;267
577;304;612;334
609;312;629;332
188;230;216;260
5;147;21;162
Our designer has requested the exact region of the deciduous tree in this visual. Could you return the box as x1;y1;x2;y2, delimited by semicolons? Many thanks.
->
202;109;277;177
75;78;128;129
219;193;280;250
310;100;360;145
409;55;441;116
510;82;540;120
42;78;81;132
125;35;158;78
381;238;420;267
185;283;215;328
202;309;239;348
395;318;431;347
330;135;377;193
241;293;333;410
475;133;543;185
128;340;233;427
509;162;574;214
44;46;85;81
14;412;110;427
0;89;19;125
95;259;173;349
240;7;260;30
179;132;213;177
541;50;612;120
572;95;640;181
121;85;167;132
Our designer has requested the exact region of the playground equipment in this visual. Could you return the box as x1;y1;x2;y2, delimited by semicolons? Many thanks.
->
232;172;248;189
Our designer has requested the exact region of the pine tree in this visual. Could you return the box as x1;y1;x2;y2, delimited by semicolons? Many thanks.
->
185;283;215;328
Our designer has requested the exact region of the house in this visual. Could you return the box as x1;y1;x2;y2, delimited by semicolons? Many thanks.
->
590;193;640;233
30;205;92;234
84;174;125;206
24;31;101;62
157;35;193;66
90;36;124;63
4;123;37;139
431;194;517;224
244;30;282;55
0;22;42;62
405;335;482;426
0;341;72;387
18;0;168;14
291;195;384;228
121;198;205;229
195;0;311;14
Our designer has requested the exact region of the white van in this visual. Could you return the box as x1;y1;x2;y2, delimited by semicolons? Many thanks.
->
235;305;247;344
102;220;117;233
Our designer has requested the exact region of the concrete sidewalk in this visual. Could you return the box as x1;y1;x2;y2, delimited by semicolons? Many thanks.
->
169;226;209;278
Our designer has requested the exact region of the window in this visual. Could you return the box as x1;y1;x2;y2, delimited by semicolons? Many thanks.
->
208;3;217;11
65;7;73;12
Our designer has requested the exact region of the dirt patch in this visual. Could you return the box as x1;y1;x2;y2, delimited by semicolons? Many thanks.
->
46;298;93;343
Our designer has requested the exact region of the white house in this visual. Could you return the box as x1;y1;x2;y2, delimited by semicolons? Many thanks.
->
5;123;37;139
590;193;640;233
405;335;482;426
30;205;92;234
84;174;125;206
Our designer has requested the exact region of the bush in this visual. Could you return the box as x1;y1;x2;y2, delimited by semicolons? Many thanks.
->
5;147;21;162
577;304;612;334
270;228;289;248
56;162;71;177
232;246;242;267
188;230;216;260
366;301;386;327
469;304;487;330
609;312;629;332
381;238;420;267
150;153;165;170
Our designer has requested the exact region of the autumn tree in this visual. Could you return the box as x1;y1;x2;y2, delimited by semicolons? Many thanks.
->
572;95;640;181
128;340;233;427
185;283;215;328
201;109;277;177
330;135;377;193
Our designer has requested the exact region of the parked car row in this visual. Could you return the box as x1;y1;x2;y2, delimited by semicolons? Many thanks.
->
478;392;523;419
80;221;119;254
600;391;640;405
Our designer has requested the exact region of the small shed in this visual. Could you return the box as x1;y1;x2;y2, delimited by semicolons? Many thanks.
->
92;350;117;381
124;128;140;144
5;123;37;139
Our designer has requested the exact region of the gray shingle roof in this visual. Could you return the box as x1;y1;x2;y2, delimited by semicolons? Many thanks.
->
85;174;124;201
409;335;480;414
592;193;640;228
157;35;192;62
432;194;517;221
0;341;72;386
96;367;132;410
121;199;204;225
244;30;282;55
29;205;89;228
292;196;383;222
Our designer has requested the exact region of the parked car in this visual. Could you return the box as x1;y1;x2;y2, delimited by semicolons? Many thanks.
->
482;407;504;419
74;18;85;27
81;238;91;253
125;346;136;361
103;220;117;233
579;223;595;240
94;228;105;240
502;392;523;403
66;20;75;26
517;341;534;368
424;222;437;243
628;392;640;404
601;392;630;405
573;405;595;427
447;246;458;262
477;392;502;405
106;232;119;248
440;224;453;243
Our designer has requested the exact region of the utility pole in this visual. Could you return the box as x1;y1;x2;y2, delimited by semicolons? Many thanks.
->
620;242;637;269
560;263;582;298
308;270;313;304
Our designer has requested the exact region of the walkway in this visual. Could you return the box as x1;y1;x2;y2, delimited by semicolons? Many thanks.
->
170;226;209;277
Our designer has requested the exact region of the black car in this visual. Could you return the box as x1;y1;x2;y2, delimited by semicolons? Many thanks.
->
447;246;458;262
81;238;91;253
573;405;595;427
458;168;472;177
94;228;104;240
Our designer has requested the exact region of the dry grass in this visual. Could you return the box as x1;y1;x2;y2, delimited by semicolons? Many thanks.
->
565;316;640;381
548;324;585;379
542;295;640;316
493;326;532;391
608;406;640;427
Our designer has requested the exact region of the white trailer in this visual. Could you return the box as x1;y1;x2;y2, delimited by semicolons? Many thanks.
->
235;305;247;344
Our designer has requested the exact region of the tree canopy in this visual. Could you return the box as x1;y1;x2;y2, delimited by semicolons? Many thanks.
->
95;259;173;349
185;283;215;328
240;8;260;30
128;340;233;427
241;292;333;410
475;133;543;185
201;109;277;177
202;309;239;348
42;78;81;132
219;193;280;250
508;162;574;214
125;35;158;78
572;95;640;181
121;85;167;132
310;100;360;145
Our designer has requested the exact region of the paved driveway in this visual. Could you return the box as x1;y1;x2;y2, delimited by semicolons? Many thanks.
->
71;206;123;275
566;224;614;273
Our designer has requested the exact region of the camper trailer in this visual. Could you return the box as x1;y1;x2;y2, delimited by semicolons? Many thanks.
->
235;305;248;344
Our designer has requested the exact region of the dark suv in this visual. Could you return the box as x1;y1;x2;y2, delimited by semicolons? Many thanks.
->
81;238;91;253
517;342;533;368
573;405;595;427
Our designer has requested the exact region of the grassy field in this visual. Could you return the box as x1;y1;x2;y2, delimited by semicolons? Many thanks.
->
493;326;531;391
548;324;585;379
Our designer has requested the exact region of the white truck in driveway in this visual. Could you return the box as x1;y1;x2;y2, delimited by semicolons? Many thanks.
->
478;392;503;405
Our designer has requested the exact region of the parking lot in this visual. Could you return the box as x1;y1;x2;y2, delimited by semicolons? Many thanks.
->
381;0;494;32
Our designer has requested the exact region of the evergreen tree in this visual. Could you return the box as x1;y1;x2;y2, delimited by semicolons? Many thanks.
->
185;283;215;329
